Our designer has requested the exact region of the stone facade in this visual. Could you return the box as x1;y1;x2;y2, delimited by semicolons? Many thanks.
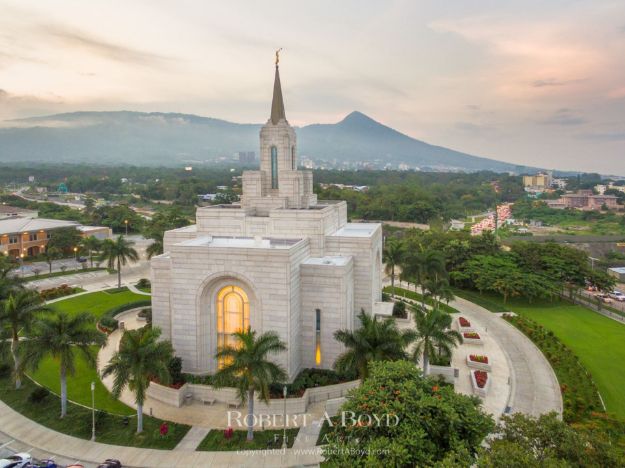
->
151;63;382;380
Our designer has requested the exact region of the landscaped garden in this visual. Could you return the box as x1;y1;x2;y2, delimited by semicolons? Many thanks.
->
384;286;459;314
197;428;299;451
50;287;149;318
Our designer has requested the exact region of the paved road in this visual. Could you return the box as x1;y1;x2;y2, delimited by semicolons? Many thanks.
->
451;296;563;417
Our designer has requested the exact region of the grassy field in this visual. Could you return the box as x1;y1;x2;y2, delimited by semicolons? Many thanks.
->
0;372;190;449
197;428;299;451
51;288;148;318
24;267;109;282
384;286;459;314
28;346;134;415
459;290;625;418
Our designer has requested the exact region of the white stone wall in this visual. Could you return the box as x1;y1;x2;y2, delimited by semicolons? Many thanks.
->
150;254;172;340
300;259;354;370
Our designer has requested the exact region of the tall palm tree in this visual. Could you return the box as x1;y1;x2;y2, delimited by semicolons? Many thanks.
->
423;277;455;310
102;327;173;433
146;235;164;260
80;236;102;268
333;310;415;380
411;306;462;376
0;256;23;300
0;290;49;389
98;235;139;288
22;311;105;417
383;238;404;293
213;328;287;441
401;249;446;308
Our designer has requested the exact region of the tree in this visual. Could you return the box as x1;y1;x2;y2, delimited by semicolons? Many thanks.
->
98;235;139;288
333;310;415;379
43;246;62;274
411;306;462;375
401;247;446;309
0;256;22;300
80;236;101;268
142;208;190;260
383;238;404;292
102;327;173;433
323;360;494;467
0;290;49;389
422;277;455;310
212;328;287;441
478;413;624;467
22;311;105;417
46;227;83;255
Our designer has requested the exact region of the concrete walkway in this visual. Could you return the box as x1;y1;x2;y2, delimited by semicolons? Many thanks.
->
127;283;151;296
450;296;563;417
174;426;210;451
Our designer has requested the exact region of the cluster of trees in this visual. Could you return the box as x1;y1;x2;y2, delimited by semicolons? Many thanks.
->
315;171;524;223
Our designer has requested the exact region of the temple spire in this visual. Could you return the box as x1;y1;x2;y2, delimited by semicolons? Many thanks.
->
270;49;286;125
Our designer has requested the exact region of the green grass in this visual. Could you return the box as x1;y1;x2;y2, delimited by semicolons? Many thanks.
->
459;290;625;418
197;428;299;451
0;372;190;449
384;286;459;314
51;288;149;319
451;288;510;312
28;346;134;415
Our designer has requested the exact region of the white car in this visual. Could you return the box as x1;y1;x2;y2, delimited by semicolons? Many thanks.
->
0;453;32;468
609;291;625;302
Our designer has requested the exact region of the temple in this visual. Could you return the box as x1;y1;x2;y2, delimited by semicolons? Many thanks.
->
151;59;383;379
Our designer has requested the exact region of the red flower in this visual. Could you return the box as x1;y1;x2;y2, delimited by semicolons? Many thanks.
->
474;370;488;388
463;332;480;339
459;317;471;327
432;385;439;392
469;354;488;364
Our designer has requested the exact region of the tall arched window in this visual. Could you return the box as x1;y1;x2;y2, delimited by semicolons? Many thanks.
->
216;285;249;368
291;146;296;170
271;146;278;189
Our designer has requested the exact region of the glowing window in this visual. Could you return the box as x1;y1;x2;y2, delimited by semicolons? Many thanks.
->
216;285;249;368
271;146;278;189
315;309;321;365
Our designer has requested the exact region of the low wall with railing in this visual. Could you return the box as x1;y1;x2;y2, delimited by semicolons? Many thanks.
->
146;379;360;414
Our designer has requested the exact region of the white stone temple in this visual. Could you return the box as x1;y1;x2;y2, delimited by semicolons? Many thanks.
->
151;59;383;380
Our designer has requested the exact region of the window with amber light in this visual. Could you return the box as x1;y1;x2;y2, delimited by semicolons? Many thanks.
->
216;285;249;368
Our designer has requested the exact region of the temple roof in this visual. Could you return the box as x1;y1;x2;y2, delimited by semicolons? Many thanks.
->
270;65;286;125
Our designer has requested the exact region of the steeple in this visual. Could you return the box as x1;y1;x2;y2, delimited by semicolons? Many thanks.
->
270;53;286;125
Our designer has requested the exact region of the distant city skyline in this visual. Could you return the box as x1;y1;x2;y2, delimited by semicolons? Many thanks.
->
1;0;624;174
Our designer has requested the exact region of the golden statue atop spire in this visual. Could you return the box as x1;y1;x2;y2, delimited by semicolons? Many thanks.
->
275;48;282;66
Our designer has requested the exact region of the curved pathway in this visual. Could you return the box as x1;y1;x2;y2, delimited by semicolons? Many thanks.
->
451;296;563;417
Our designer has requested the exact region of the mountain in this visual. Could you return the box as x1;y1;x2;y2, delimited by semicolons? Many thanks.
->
0;110;534;172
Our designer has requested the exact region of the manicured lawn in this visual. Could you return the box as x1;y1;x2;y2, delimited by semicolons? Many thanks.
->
197;428;299;451
0;373;190;449
51;288;149;319
24;267;109;282
28;346;134;415
459;290;625;418
385;286;459;314
452;288;510;312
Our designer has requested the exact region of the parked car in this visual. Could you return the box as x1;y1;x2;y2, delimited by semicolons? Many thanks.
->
0;453;32;468
596;294;613;304
609;291;625;302
96;460;121;468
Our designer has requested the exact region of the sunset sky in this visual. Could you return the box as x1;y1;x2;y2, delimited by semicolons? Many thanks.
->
1;0;624;173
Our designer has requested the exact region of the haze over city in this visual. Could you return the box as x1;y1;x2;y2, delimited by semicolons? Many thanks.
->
1;0;624;173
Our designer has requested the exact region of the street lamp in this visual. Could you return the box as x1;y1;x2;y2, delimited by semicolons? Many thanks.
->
19;253;24;277
282;385;288;449
124;219;129;236
91;381;96;441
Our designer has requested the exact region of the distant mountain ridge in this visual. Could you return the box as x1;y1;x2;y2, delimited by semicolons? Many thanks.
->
0;110;536;172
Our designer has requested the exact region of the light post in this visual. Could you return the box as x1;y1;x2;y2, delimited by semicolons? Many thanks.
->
73;246;79;270
124;219;129;236
91;381;96;441
282;385;287;449
19;253;24;277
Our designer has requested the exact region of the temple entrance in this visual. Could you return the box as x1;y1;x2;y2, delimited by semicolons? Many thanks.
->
216;285;250;368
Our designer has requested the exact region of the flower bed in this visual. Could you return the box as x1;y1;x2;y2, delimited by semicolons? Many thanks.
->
462;332;483;345
467;354;491;371
459;317;471;327
40;284;83;300
470;369;490;397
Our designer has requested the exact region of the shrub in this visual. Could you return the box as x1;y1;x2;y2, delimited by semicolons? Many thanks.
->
138;307;152;324
40;284;81;300
28;386;50;403
99;316;119;332
392;300;407;318
136;278;151;290
168;357;184;386
0;363;11;378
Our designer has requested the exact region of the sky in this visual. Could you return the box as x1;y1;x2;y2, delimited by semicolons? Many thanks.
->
1;0;624;174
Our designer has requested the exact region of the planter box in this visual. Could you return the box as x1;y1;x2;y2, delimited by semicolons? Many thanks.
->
462;333;483;346
466;355;492;372
455;317;476;333
470;370;491;398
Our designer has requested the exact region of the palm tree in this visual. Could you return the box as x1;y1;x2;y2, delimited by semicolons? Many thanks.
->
333;310;415;380
98;235;139;288
0;259;23;302
22;311;105;417
213;328;287;441
411;306;462;376
80;236;102;268
102;327;173;433
43;246;62;274
0;290;49;389
423;277;455;310
146;235;164;259
401;248;446;308
383;238;404;293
